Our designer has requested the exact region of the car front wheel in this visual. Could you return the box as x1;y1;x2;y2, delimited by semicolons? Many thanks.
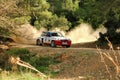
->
36;39;42;46
51;41;56;47
62;45;70;48
66;45;70;48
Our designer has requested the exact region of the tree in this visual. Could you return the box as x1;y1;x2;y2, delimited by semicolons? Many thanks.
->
0;0;18;36
97;0;120;44
103;8;120;44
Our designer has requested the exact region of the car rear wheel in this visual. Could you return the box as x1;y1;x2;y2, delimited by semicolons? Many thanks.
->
66;45;70;48
36;40;42;46
51;41;56;47
62;45;70;48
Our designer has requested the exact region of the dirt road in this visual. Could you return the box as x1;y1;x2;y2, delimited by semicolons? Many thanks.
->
9;42;98;56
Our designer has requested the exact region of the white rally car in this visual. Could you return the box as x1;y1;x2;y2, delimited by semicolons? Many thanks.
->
36;31;71;47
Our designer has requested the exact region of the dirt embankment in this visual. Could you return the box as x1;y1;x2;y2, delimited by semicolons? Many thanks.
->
0;42;120;80
20;43;119;80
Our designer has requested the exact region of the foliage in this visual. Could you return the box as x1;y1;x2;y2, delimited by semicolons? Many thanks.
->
5;48;60;74
0;0;120;44
0;52;9;70
6;48;34;62
35;56;60;73
97;0;120;44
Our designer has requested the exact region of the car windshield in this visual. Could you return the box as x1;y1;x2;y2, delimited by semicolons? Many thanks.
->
51;32;63;37
41;32;47;36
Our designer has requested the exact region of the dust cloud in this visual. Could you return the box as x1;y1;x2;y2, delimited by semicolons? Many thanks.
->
11;23;107;44
11;24;46;44
52;23;107;43
66;23;107;43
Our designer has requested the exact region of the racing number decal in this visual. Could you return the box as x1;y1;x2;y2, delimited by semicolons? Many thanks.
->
44;37;50;44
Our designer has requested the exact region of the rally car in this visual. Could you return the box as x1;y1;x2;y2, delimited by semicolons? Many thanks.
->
36;31;71;48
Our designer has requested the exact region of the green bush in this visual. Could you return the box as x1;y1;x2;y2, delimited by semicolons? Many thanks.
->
0;52;9;70
6;48;35;62
35;56;60;73
5;48;60;75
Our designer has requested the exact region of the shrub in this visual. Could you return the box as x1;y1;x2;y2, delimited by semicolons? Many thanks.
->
6;48;35;62
0;52;9;70
5;48;36;71
5;48;60;75
35;56;60;73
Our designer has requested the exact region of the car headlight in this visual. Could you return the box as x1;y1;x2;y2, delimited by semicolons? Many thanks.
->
67;39;71;41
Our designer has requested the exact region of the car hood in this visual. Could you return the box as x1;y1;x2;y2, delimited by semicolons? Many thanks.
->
51;36;70;40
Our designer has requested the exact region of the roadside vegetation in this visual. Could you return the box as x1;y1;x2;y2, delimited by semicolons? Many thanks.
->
97;37;120;79
5;48;61;73
0;48;63;80
0;72;44;80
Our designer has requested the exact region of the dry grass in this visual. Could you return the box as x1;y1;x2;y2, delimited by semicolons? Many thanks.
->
0;71;45;80
97;37;120;79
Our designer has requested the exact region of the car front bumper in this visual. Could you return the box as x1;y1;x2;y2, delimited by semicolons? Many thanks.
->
54;40;71;46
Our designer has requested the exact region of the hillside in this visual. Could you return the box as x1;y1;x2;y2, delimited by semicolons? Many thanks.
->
0;43;120;80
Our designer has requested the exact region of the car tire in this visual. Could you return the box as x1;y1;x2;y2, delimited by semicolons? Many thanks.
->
36;39;42;46
66;45;70;48
51;41;56;47
62;45;70;48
